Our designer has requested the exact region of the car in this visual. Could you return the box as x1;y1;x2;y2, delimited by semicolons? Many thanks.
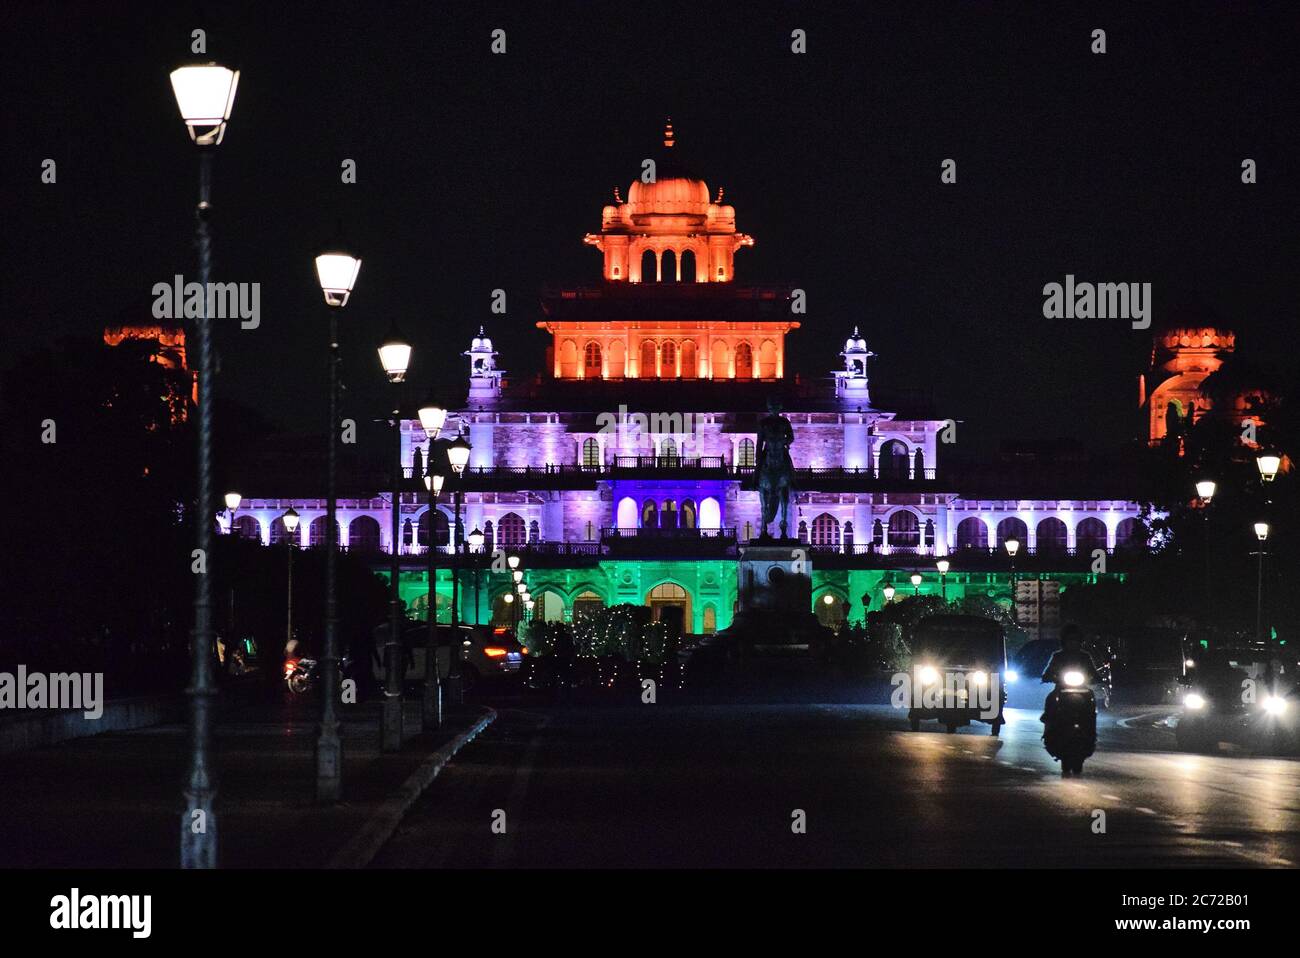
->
371;622;525;692
1176;645;1299;754
1011;637;1112;710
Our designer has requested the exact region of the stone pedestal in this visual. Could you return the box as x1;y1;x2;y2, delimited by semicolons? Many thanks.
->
726;540;825;650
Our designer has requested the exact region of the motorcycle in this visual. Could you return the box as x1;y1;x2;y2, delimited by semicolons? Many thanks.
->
1042;669;1097;776
284;654;351;695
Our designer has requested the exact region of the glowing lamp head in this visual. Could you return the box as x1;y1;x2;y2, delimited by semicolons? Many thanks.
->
314;252;361;307
521;591;531;603
1195;479;1216;502
169;64;239;145
447;435;471;475
1255;522;1270;542
822;594;835;605
524;600;534;612
378;328;413;383
936;559;950;575
516;582;526;594
502;593;514;604
1062;669;1086;688
224;492;241;512
423;473;444;496
1004;538;1020;558
507;555;520;570
512;570;523;583
883;584;896;602
910;573;922;588
1257;454;1282;482
418;403;447;440
467;527;484;551
282;507;300;534
1004;669;1019;683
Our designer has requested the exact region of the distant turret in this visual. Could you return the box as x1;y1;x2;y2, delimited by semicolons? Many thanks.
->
464;326;503;402
833;326;876;406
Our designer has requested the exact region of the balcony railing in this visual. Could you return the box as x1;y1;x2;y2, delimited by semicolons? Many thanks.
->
601;526;736;540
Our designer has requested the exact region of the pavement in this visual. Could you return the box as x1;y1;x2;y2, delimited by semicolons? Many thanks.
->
372;677;1300;869
0;686;493;868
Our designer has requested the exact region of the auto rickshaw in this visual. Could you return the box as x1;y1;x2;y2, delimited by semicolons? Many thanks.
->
906;615;1009;736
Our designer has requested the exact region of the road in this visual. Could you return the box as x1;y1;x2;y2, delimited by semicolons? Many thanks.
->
374;687;1300;868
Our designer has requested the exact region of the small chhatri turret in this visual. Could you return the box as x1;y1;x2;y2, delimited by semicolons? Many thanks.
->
463;326;503;402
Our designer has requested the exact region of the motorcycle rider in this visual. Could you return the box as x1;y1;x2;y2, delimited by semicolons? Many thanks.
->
1040;624;1098;722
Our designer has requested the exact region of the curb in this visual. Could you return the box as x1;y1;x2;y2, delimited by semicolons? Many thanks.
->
329;707;497;868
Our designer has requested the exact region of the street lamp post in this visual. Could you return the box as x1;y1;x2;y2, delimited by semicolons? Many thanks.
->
936;559;950;601
910;572;922;597
882;582;896;605
171;61;238;870
419;404;447;733
223;491;241;646
283;508;299;656
314;246;361;803
378;326;413;753
1196;479;1215;626
468;527;485;626
1004;538;1020;624
1254;521;1270;644
446;434;472;701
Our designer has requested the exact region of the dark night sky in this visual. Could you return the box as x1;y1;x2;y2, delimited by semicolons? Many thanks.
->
6;1;1298;457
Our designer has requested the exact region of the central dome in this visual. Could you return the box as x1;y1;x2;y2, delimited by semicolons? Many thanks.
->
626;175;710;215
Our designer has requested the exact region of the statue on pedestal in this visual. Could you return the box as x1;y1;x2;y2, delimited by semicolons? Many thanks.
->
756;396;795;539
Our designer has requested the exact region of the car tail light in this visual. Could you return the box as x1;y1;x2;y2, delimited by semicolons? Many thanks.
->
483;647;508;658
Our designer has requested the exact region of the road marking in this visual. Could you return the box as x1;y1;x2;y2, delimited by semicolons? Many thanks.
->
1102;794;1122;802
1136;806;1157;815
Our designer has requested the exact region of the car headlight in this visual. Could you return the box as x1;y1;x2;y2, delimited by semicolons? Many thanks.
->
970;670;988;686
1184;692;1206;711
1062;670;1085;687
1004;669;1018;683
1263;695;1288;716
918;665;939;686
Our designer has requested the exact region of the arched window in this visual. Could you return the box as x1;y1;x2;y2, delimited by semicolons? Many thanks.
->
528;519;540;543
798;520;808;542
660;437;678;463
573;590;605;621
419;508;450;548
710;340;729;379
996;517;1028;550
758;339;777;378
662;249;677;282
402;517;414;549
702;603;717;633
583;341;602;377
617;497;638;529
815;594;846;632
843;520;855;550
735;342;753;378
888;510;920;548
640;339;657;377
1115;516;1144;550
914;448;926;479
607;339;626;378
640;248;657;284
661;499;678;529
642;499;658;529
924;519;935;548
738;438;756;468
558;339;578;378
1077;517;1108;554
535;591;565;623
811;512;841;547
270;515;295;546
681;249;697;283
956;517;989;550
309;516;339;549
879;440;909;479
699;497;721;530
483;519;494;553
497;512;527;547
661;340;677;376
680;340;697;378
349;515;382;552
681;499;697;529
1037;517;1067;553
231;515;261;541
872;519;884;547
581;437;601;469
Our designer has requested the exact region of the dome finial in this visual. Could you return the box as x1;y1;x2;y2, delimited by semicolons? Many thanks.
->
663;117;674;149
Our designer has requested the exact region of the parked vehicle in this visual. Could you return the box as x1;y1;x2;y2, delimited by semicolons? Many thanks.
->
284;654;352;695
370;622;525;693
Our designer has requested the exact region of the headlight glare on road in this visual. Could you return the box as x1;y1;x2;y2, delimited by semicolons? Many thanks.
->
1263;695;1288;716
919;665;939;686
1062;670;1085;687
1184;692;1206;711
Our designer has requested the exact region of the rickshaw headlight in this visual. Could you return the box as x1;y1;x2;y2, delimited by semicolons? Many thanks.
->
918;665;939;686
970;670;988;686
1004;669;1018;683
1183;692;1206;711
1062;670;1086;688
1263;695;1288;716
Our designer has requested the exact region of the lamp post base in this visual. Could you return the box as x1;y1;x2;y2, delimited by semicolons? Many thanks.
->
382;694;404;752
315;729;343;803
422;680;443;732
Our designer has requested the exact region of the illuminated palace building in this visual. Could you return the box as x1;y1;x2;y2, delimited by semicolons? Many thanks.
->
228;127;1148;637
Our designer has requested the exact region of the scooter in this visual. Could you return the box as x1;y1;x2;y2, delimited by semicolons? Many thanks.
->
284;654;351;695
1042;669;1097;776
